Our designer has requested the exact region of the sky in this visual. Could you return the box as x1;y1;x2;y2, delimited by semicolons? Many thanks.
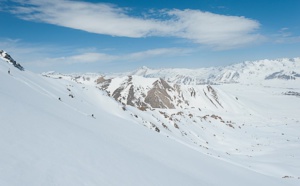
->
0;0;300;73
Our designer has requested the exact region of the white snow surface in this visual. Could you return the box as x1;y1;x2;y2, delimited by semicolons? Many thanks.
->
1;58;300;185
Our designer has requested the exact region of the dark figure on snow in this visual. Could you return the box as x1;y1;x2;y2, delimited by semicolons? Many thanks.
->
8;69;10;74
58;97;61;101
92;114;94;117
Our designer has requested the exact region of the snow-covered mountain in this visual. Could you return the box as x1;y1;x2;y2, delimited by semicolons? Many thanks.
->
1;52;300;186
128;58;300;85
94;75;224;110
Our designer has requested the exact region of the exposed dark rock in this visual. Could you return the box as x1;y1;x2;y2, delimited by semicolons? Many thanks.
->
0;50;24;71
96;76;106;84
283;91;300;97
159;78;173;90
207;85;223;108
99;78;112;90
145;80;175;109
112;87;124;101
97;76;222;110
265;70;299;80
127;85;135;106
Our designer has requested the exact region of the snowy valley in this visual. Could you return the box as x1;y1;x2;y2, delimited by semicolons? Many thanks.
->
1;51;300;186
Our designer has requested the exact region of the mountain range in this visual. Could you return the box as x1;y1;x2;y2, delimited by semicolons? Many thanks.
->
1;51;300;186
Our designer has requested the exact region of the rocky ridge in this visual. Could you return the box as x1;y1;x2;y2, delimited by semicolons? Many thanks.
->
0;50;24;71
95;75;224;110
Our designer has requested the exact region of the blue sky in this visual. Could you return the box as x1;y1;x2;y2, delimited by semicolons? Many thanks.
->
0;0;299;73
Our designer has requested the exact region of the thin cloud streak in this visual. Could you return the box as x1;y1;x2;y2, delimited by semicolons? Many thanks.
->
273;28;300;44
0;39;192;67
68;53;118;64
126;48;193;60
8;0;263;49
56;48;193;64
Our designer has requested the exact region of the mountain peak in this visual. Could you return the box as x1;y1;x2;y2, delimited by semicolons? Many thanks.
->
141;66;150;70
130;65;152;76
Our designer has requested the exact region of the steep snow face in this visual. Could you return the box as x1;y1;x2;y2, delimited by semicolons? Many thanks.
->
128;58;300;85
48;66;300;183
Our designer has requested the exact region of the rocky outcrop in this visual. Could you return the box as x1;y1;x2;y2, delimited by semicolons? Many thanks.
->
283;91;300;97
145;79;175;109
98;76;176;109
206;85;223;108
265;70;300;80
0;50;24;71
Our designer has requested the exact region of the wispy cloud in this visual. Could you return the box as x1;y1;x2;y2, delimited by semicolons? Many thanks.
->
274;28;300;44
125;48;193;60
6;0;263;49
0;38;46;55
0;38;191;70
67;52;117;64
49;48;192;64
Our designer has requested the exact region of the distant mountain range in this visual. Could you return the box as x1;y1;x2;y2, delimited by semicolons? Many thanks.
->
127;58;300;84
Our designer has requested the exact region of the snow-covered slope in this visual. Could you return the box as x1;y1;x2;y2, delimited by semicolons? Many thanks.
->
90;71;300;181
1;53;300;185
52;56;300;182
129;58;300;85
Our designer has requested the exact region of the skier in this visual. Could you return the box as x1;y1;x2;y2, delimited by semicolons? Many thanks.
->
8;68;10;74
58;97;61;101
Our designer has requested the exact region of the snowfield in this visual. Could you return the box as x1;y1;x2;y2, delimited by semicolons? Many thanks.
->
1;56;300;185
